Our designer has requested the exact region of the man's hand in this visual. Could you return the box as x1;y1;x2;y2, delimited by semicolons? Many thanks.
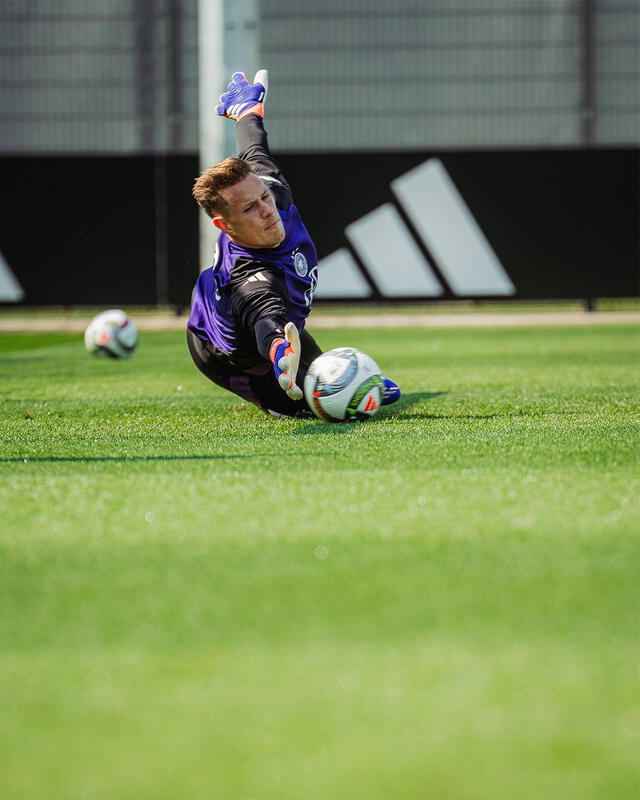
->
216;70;268;121
270;322;303;401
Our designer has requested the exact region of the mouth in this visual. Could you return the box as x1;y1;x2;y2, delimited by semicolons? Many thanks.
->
266;219;280;231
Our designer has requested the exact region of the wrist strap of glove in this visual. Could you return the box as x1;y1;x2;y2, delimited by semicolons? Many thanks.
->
269;337;290;366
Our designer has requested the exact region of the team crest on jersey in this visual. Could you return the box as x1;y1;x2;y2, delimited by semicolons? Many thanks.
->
292;249;308;277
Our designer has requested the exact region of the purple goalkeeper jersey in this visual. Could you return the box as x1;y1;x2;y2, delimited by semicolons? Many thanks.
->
188;203;319;359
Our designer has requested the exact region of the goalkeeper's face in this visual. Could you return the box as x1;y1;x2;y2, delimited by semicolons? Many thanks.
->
213;172;285;249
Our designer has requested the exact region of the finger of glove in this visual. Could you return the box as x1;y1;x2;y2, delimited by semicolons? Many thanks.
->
215;103;227;116
231;72;248;84
277;355;291;372
253;69;268;88
286;383;303;401
277;372;291;391
219;87;238;104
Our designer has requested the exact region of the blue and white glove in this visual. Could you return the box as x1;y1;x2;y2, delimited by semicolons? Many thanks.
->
269;322;303;401
216;70;268;121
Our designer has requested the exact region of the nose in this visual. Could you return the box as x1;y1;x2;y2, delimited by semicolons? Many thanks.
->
259;198;272;217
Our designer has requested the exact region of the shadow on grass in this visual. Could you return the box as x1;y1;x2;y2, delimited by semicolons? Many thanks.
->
395;396;550;421
389;391;446;413
296;391;453;432
379;392;545;422
395;393;499;421
0;454;273;464
296;391;546;429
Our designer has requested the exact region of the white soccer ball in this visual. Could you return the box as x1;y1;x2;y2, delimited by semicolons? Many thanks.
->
84;309;138;359
303;347;384;422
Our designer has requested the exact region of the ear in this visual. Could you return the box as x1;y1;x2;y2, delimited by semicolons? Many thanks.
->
213;215;229;233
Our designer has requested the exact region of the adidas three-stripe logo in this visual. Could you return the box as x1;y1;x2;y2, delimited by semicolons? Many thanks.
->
243;271;268;285
316;159;515;299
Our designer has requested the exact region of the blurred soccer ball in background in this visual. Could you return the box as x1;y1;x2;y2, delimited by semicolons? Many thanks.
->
303;347;384;422
84;309;138;359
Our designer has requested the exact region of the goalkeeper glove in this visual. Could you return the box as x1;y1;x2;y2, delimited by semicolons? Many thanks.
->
216;70;268;121
269;322;303;401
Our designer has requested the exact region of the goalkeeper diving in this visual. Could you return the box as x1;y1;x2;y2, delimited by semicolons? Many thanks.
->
187;70;401;417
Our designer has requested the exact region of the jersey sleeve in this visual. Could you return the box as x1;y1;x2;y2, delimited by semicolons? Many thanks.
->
236;114;294;210
229;257;290;360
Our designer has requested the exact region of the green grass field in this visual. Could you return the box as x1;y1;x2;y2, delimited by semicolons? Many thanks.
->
1;323;638;799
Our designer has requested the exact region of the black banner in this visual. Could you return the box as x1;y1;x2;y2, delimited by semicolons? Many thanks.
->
278;147;639;301
0;148;637;306
0;155;199;307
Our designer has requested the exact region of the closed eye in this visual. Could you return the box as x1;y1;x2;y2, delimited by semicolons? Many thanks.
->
243;193;271;214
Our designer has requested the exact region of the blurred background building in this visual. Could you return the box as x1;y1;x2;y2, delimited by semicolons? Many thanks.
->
0;0;638;306
2;0;638;154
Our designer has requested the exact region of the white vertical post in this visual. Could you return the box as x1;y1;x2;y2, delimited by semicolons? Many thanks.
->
197;0;226;271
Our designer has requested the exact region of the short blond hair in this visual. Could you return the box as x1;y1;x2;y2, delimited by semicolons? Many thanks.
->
192;158;253;218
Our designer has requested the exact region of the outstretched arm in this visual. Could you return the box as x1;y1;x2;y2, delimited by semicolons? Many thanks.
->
236;116;293;208
217;70;293;208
